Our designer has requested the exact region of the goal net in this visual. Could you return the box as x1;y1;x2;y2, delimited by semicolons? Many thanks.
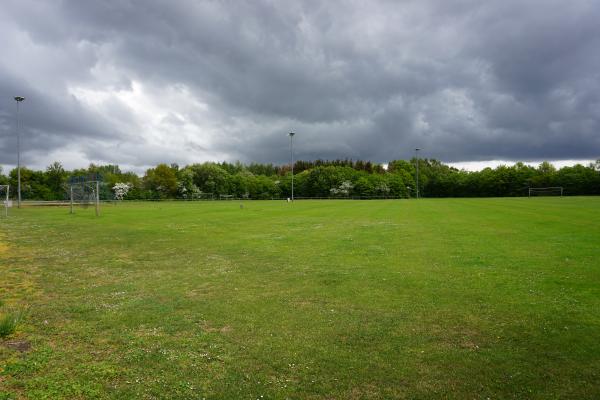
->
528;187;563;197
0;185;9;217
68;176;101;216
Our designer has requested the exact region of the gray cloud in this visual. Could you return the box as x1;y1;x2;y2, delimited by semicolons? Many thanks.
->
1;0;599;172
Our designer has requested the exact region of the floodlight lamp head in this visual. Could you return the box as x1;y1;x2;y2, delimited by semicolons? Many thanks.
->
14;96;25;102
289;132;295;137
415;147;420;151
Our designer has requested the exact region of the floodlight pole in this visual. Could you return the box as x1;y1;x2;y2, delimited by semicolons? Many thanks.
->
415;148;420;199
289;132;295;201
14;96;25;208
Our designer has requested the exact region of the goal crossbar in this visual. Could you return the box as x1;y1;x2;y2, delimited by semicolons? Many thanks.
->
528;186;563;197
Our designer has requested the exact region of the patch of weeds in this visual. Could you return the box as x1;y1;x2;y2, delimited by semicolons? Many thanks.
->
0;392;16;400
0;309;26;338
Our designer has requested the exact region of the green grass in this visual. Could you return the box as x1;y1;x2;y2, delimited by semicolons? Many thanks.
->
1;198;600;399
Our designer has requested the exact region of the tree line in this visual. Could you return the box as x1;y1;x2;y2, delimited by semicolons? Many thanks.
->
1;158;599;201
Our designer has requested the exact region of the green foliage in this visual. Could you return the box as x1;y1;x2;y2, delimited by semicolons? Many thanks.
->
176;167;201;199
0;167;7;186
143;164;178;199
45;162;67;199
247;162;280;176
188;163;231;195
1;158;599;201
303;166;360;197
0;309;25;338
386;173;407;197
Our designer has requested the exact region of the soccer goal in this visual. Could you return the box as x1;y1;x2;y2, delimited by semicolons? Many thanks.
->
68;175;101;216
0;185;9;217
528;187;563;197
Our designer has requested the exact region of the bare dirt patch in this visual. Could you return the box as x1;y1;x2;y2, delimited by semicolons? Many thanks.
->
199;320;233;334
4;339;31;352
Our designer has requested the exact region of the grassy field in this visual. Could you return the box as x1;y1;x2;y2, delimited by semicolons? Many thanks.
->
1;198;600;399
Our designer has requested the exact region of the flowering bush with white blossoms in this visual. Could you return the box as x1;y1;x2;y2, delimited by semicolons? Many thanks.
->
113;182;131;201
177;181;202;199
330;180;353;197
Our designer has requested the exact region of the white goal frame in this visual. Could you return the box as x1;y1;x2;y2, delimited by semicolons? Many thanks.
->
528;186;563;197
0;185;9;217
69;180;100;216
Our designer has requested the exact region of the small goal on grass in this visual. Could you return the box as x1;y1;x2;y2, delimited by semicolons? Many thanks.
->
528;186;563;197
68;174;102;216
0;185;10;217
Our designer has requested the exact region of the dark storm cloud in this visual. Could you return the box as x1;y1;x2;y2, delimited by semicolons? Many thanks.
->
0;66;124;165
1;0;599;170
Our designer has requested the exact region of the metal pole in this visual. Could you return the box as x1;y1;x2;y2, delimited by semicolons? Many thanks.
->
95;181;100;216
70;186;74;214
415;148;420;199
14;97;25;208
15;99;22;208
289;132;295;201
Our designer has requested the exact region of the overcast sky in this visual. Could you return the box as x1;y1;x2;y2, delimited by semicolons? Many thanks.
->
1;0;599;173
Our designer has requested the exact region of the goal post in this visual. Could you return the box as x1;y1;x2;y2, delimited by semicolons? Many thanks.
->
0;185;9;217
528;186;563;197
